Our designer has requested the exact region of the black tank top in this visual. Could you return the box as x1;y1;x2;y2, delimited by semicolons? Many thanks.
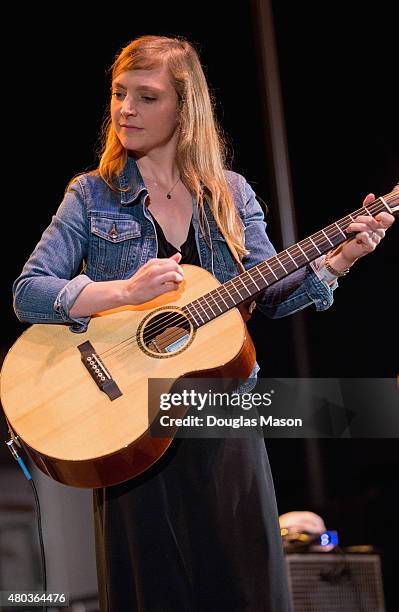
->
150;214;200;266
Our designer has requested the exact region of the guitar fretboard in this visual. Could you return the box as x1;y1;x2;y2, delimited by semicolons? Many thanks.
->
182;194;394;328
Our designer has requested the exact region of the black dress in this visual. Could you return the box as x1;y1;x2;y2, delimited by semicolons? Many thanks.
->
93;216;292;612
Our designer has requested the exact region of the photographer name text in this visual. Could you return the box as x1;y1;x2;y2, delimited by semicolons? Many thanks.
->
159;415;303;429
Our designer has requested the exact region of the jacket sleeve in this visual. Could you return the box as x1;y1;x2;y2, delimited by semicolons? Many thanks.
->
13;178;93;332
240;179;338;318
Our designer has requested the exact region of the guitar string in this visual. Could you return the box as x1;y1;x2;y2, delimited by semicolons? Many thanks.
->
110;196;385;349
100;209;380;362
99;199;389;360
99;311;190;358
98;252;331;362
99;207;360;358
99;200;387;360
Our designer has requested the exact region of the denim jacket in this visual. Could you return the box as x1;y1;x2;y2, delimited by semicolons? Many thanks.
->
13;157;336;336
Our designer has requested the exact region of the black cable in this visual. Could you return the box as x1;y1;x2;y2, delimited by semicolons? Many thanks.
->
325;546;368;612
283;533;369;610
6;437;47;612
30;478;47;607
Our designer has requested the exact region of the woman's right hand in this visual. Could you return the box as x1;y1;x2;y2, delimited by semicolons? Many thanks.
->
69;253;184;318
123;252;184;304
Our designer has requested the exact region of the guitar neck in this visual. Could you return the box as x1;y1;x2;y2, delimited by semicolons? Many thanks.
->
183;189;398;328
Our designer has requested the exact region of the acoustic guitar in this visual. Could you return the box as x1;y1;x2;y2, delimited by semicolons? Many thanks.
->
1;187;397;488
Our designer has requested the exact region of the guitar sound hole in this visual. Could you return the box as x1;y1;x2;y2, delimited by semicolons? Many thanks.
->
140;309;193;356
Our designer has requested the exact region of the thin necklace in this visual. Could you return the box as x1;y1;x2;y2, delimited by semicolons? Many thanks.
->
144;176;181;199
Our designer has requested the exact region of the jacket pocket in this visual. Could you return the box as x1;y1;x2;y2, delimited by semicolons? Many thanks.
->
87;213;142;280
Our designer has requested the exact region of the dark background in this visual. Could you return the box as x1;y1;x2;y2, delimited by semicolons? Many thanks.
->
1;2;398;609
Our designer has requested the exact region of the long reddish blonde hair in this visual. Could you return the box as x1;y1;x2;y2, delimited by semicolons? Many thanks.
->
97;35;247;258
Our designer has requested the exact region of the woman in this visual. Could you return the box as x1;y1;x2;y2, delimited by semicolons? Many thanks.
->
13;36;394;611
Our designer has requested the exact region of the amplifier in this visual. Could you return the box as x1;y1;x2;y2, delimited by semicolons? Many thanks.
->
285;553;386;611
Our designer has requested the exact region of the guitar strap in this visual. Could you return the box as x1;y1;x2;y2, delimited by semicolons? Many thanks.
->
212;212;257;319
217;222;246;274
202;191;258;319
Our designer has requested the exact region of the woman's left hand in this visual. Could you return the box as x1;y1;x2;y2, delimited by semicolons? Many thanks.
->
329;193;395;271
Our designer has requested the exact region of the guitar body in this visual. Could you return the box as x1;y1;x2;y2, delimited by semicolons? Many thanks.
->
1;265;255;488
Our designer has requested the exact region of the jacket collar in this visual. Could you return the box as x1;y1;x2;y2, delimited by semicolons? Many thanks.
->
118;156;148;207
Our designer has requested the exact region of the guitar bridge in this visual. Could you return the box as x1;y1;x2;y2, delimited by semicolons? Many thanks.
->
77;340;122;401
